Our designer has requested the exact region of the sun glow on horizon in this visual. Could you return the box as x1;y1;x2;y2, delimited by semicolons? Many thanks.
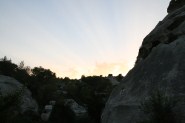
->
49;61;131;79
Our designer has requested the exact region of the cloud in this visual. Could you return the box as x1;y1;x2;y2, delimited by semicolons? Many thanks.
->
90;62;129;76
58;62;129;79
62;68;80;79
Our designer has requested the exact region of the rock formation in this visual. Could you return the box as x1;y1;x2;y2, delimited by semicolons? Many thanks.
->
41;100;56;121
102;3;185;123
168;0;185;13
0;75;38;113
64;99;87;117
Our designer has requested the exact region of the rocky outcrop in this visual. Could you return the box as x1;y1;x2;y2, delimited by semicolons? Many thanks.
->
108;76;120;86
102;3;185;123
167;0;185;13
0;75;38;113
64;99;87;117
136;4;185;64
41;100;56;121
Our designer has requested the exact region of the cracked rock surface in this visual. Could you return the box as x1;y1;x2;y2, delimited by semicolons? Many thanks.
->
102;5;185;123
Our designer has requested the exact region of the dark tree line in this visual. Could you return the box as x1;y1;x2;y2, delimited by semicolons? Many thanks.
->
0;56;118;123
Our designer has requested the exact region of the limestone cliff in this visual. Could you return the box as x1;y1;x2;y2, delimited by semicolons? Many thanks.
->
102;3;185;123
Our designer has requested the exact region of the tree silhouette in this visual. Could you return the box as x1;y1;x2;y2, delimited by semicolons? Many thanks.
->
0;56;18;76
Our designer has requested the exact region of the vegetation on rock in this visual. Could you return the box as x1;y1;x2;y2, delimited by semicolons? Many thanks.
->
0;56;119;123
139;90;180;123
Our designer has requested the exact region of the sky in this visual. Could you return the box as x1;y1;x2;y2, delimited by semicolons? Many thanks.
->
0;0;170;79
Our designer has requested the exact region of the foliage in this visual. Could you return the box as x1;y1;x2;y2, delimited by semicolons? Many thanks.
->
138;90;180;123
65;76;113;123
0;56;116;123
115;74;124;81
36;80;58;107
0;56;18;76
26;66;58;108
13;110;43;123
0;87;23;122
0;57;31;85
49;98;76;123
31;66;56;81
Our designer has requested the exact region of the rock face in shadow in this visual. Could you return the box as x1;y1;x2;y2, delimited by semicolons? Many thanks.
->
0;75;38;113
102;4;185;123
168;0;185;13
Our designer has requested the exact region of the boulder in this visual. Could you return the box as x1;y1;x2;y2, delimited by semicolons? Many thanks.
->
0;75;38;113
64;99;87;117
41;105;53;121
102;3;185;123
108;76;120;86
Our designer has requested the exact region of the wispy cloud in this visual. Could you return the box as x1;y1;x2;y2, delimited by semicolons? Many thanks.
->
91;62;129;76
57;61;129;79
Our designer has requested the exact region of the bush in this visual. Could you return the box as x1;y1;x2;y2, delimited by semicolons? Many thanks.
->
138;90;180;123
0;87;23;122
49;99;75;123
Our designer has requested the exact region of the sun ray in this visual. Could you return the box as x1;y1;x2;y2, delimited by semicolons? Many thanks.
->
0;0;170;79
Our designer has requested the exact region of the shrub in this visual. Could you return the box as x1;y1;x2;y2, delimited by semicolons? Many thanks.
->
138;90;180;123
0;87;23;122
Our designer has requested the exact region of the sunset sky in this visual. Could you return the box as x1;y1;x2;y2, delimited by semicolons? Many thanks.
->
0;0;170;78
